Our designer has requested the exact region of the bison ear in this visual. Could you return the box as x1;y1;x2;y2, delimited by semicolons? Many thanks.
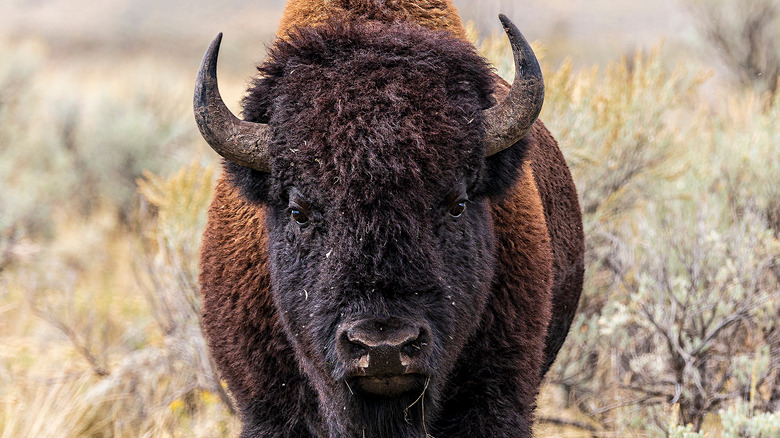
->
477;135;531;199
225;161;274;204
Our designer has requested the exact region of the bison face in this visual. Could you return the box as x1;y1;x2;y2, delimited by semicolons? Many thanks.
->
195;15;543;437
264;159;497;410
250;23;503;430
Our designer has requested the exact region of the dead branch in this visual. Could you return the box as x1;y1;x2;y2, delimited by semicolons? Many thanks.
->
537;416;599;434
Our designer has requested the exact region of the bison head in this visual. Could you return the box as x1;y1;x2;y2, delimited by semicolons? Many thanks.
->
194;16;543;437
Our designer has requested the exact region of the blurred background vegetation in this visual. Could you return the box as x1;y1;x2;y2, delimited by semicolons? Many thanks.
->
1;0;778;436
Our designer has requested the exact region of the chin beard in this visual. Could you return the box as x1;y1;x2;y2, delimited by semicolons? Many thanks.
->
326;376;437;438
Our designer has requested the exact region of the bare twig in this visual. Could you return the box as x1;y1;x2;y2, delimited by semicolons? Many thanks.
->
29;302;110;377
537;416;599;434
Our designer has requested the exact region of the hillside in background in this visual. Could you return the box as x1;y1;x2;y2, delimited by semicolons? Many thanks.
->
2;0;692;65
1;0;712;96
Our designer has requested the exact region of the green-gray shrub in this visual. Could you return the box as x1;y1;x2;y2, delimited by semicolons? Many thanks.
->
721;401;780;438
0;37;210;252
0;39;77;239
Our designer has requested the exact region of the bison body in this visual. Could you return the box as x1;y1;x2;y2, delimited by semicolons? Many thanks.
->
198;2;583;437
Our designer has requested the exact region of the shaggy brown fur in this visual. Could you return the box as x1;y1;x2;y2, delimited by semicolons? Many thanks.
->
278;0;467;40
200;2;583;437
493;83;585;374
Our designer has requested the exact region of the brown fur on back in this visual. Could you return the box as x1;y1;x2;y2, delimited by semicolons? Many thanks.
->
278;0;467;39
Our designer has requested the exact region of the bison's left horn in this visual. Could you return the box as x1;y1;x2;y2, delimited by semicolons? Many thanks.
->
483;15;545;157
194;33;272;172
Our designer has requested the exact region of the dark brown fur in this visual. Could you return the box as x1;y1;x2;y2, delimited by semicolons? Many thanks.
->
200;3;583;437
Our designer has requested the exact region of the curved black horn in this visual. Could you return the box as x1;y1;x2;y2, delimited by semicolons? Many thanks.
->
483;15;545;157
194;33;272;172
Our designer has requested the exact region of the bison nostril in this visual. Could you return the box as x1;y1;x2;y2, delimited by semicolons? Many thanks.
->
400;339;426;357
339;331;369;360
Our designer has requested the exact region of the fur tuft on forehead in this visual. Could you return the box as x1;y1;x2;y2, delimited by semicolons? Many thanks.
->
229;19;505;207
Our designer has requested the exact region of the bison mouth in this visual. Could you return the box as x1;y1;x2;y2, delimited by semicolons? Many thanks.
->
351;373;426;397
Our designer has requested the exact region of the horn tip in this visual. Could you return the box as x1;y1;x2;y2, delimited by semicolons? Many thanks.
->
210;32;224;50
497;13;519;35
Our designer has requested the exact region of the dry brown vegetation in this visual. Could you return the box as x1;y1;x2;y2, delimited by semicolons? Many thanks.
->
2;1;779;437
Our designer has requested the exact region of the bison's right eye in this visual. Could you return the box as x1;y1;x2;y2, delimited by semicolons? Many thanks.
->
287;189;312;227
449;200;467;218
291;209;309;226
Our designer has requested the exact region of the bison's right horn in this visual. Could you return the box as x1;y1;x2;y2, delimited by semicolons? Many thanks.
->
483;15;545;157
194;33;272;172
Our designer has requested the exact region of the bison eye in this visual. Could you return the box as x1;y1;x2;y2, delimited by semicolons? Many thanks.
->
291;209;309;225
449;200;468;218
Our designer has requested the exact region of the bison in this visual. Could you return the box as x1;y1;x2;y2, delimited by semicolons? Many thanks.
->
195;1;583;437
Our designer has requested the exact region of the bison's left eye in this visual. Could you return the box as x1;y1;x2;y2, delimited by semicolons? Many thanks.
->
449;200;468;218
